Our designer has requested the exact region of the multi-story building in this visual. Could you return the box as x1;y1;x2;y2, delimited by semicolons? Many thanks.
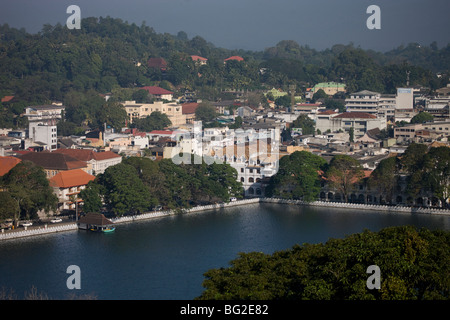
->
345;90;381;115
49;169;95;211
425;97;450;121
316;112;386;139
30;125;58;151
24;104;65;151
311;82;346;96
53;149;122;175
123;100;186;127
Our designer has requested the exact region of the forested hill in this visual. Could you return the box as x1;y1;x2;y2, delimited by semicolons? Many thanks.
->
0;17;449;106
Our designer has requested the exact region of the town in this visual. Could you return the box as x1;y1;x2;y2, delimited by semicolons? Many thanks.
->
0;19;449;228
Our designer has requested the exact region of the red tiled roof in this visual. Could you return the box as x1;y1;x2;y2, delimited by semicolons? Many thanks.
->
147;57;167;69
224;56;244;62
1;96;14;103
182;102;199;114
53;149;121;161
49;169;95;189
191;55;207;61
148;130;174;135
0;156;21;176
19;152;87;170
318;110;337;115
141;86;173;95
334;112;377;119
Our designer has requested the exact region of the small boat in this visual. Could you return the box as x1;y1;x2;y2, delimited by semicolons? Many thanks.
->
90;226;115;233
102;227;115;233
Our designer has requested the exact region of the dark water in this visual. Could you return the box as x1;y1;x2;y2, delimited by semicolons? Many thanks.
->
0;203;449;300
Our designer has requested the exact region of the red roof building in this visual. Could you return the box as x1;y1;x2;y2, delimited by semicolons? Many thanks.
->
52;149;122;175
224;56;244;62
1;96;14;103
191;55;208;65
0;156;21;176
140;86;173;100
19;151;88;178
333;112;377;119
49;169;95;211
147;58;168;71
182;102;200;124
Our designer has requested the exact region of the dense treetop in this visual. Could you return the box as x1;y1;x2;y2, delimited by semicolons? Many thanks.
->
197;225;450;300
0;17;448;108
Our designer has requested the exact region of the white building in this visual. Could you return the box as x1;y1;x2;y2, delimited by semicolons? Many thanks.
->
396;88;414;110
316;112;386;139
30;125;58;151
345;90;381;115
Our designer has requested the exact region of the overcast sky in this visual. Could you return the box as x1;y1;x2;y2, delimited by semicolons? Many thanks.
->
0;0;449;52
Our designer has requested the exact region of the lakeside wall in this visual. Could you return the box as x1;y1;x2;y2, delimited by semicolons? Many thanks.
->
1;197;449;241
260;198;450;216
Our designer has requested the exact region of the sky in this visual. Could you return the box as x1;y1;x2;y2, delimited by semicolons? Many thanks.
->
0;0;449;52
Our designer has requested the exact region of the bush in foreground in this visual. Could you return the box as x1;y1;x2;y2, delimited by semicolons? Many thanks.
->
197;226;449;300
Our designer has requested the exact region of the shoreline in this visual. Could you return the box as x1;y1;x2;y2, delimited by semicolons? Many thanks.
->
1;198;449;241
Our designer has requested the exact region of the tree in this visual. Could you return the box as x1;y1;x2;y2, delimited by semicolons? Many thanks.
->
311;89;328;102
266;151;327;201
96;163;155;216
368;156;399;204
410;112;434;124
132;111;172;132
326;155;364;203
349;127;354;143
421;147;450;208
197;226;450;300
79;180;104;213
0;191;18;221
291;114;315;135
274;94;291;108
195;101;217;122
1;161;57;222
400;143;429;199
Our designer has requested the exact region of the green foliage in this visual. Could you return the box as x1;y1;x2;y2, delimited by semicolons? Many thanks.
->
0;161;57;220
326;155;364;203
96;163;155;216
131;111;172;132
410;112;434;124
0;191;18;221
368;156;399;204
311;89;328;102
274;94;291;108
80;156;243;216
195;101;217;122
79;181;104;213
291;114;315;135
266;151;327;202
197;226;450;300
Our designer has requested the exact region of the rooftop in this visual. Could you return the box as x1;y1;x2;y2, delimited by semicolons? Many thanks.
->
141;86;173;95
53;149;121;161
19;151;87;170
334;112;377;119
0;156;21;176
182;102;199;114
49;169;95;188
224;56;244;62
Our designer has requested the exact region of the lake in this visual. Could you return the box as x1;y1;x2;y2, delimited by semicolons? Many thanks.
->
0;202;449;300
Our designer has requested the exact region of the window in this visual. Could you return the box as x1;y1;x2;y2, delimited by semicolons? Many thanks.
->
240;168;244;173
